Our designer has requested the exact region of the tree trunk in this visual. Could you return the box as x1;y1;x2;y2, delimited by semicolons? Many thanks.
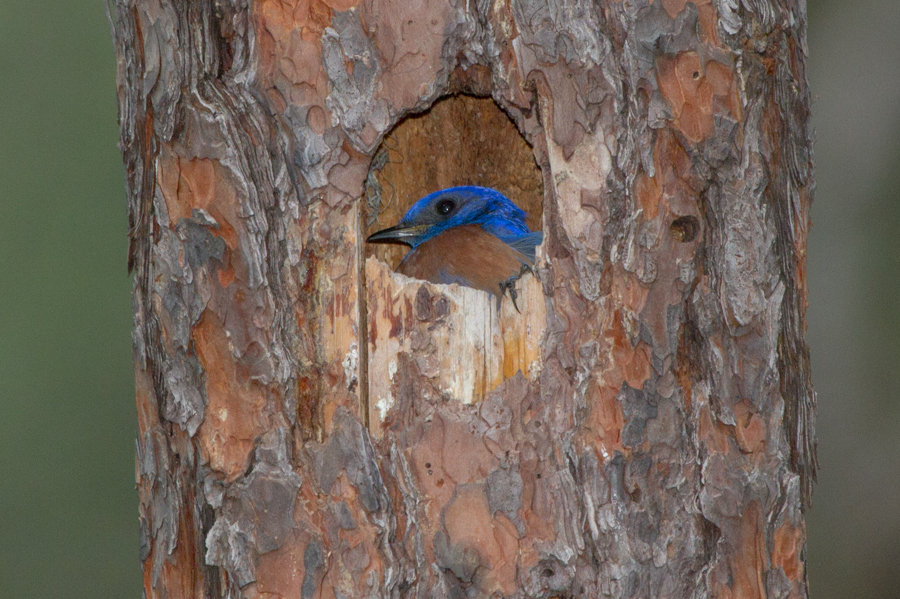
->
109;0;816;597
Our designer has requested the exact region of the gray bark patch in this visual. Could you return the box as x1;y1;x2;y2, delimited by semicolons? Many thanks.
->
205;427;302;587
486;467;523;521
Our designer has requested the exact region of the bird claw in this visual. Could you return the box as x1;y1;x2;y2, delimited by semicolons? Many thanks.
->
498;279;520;312
498;264;532;313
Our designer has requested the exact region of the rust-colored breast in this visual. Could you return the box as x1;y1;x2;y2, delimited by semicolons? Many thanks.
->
397;225;531;296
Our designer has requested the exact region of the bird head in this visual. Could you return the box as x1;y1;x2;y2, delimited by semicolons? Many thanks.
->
367;186;532;248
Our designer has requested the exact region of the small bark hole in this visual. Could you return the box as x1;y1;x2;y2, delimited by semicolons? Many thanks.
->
670;215;700;242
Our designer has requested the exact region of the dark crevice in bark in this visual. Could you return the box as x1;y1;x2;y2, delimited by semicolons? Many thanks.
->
358;163;370;430
199;501;223;598
211;4;235;80
698;514;723;564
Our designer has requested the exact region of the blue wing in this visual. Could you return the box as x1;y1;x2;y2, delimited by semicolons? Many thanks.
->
502;231;543;264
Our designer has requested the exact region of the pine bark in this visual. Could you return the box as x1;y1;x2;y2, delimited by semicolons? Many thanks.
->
109;0;816;597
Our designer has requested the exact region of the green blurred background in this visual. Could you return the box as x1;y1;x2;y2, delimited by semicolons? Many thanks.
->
0;1;896;597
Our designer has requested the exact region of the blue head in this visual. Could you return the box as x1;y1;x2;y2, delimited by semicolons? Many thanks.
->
367;186;534;248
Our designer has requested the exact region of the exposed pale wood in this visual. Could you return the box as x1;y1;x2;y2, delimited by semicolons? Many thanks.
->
365;255;546;435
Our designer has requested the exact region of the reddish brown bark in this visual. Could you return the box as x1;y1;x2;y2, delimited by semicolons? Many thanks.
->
110;0;816;597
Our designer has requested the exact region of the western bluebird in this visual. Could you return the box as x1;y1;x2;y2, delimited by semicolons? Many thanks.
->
367;186;542;309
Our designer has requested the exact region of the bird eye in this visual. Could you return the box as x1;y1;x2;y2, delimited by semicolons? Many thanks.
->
435;199;456;216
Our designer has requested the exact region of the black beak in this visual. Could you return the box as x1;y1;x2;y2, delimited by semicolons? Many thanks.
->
366;223;429;244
